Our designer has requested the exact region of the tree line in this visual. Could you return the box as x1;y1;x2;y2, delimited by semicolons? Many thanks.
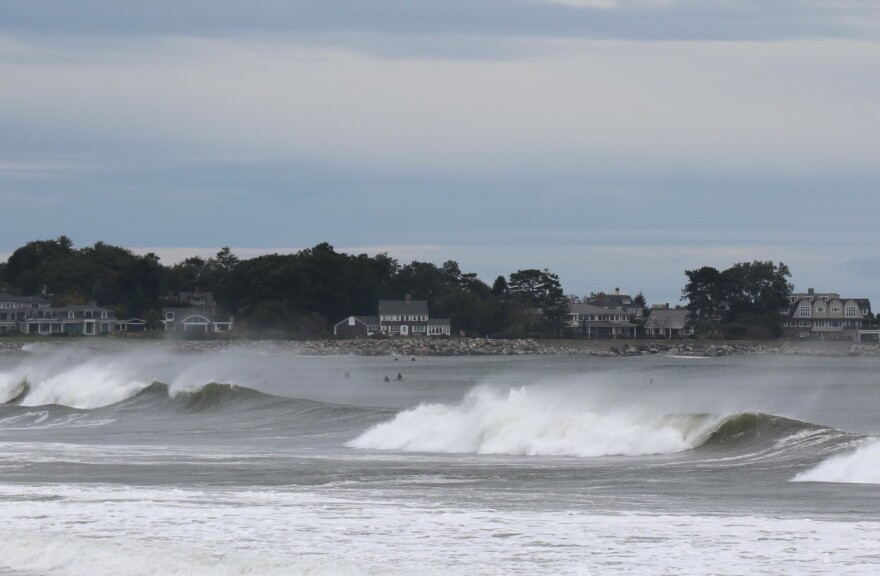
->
0;237;570;338
3;237;851;339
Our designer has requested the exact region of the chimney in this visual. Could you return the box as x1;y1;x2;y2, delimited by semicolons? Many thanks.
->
405;294;412;304
808;288;814;295
615;287;620;295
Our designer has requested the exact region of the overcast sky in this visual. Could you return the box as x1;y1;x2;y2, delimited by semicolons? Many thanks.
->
2;1;879;304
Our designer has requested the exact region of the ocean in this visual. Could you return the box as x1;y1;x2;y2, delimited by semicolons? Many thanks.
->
1;343;879;575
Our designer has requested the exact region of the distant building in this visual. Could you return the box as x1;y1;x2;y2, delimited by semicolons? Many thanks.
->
587;289;645;319
644;306;692;339
18;301;117;336
781;288;871;341
333;294;451;337
162;291;233;333
567;303;638;339
0;291;51;334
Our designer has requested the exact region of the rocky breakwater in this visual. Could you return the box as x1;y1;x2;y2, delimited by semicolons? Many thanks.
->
296;337;556;356
294;339;770;357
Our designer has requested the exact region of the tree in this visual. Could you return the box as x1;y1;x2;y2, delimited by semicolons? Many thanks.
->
722;261;792;336
683;261;792;338
682;266;728;337
507;269;569;336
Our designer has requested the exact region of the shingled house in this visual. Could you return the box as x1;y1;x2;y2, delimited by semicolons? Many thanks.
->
644;305;692;339
781;288;872;341
162;290;233;334
0;291;51;334
333;295;451;337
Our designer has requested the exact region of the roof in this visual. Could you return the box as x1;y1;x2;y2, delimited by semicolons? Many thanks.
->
333;315;379;328
587;293;640;310
162;307;228;322
0;293;50;305
569;303;615;315
428;318;450;325
646;308;689;329
379;299;429;315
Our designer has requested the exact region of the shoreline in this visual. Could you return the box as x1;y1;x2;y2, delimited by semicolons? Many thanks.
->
2;337;879;357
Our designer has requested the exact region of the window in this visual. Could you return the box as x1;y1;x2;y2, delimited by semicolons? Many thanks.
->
816;306;825;313
799;320;811;327
845;306;858;318
68;311;75;319
814;320;825;327
798;305;811;317
831;306;841;313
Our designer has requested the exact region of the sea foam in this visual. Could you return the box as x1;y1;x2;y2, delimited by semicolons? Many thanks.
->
793;438;880;484
348;385;719;457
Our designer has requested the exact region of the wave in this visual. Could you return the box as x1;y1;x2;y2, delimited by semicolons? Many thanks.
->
793;438;880;484
347;385;852;458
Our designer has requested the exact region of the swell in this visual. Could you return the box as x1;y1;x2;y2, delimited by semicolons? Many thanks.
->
0;380;389;433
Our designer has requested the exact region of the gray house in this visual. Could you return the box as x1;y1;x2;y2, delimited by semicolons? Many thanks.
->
567;302;638;339
644;306;692;339
333;295;451;337
18;301;117;335
0;292;51;333
782;289;872;341
162;291;233;333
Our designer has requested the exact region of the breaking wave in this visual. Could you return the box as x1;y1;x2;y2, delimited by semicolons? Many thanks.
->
793;438;880;484
347;385;851;458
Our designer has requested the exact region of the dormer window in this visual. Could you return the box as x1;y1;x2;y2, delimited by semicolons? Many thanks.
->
68;311;75;319
165;312;175;321
101;311;108;319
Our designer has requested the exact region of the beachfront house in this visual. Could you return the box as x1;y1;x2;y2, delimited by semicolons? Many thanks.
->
161;290;233;333
17;301;118;336
567;302;638;339
781;288;872;341
644;305;693;339
0;291;51;334
333;294;451;337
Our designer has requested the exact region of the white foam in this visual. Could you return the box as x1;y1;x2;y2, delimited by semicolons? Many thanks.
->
349;385;720;457
794;438;880;484
1;483;878;576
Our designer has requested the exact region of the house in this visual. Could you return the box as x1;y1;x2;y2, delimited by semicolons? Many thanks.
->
18;301;117;336
333;294;451;337
333;315;380;337
162;291;233;333
567;303;638;339
781;288;872;341
0;291;51;333
644;306;693;339
587;289;645;319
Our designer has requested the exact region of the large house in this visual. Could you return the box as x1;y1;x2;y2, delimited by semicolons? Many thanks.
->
333;295;451;337
162;290;233;333
0;292;51;333
587;289;645;319
18;301;118;336
781;288;872;341
567;302;638;339
644;305;693;339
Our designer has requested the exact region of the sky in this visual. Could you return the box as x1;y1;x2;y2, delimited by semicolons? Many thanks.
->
2;1;879;305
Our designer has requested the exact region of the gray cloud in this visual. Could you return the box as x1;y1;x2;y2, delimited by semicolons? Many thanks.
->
3;1;880;45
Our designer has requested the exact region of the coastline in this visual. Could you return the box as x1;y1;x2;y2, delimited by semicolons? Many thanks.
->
1;337;879;357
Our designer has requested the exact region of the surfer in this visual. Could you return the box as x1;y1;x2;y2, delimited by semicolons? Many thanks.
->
396;372;403;381
383;375;390;382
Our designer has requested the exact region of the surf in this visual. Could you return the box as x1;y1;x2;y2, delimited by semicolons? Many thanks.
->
348;384;858;459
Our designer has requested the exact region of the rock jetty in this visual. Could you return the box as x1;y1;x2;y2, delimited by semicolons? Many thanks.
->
2;337;878;357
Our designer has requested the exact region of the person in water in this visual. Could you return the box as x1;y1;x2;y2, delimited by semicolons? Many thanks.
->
396;372;403;381
383;375;390;382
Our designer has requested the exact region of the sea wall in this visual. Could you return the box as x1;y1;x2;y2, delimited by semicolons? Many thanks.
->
2;337;879;357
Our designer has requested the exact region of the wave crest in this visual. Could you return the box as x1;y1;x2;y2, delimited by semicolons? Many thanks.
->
793;438;880;484
348;386;723;457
